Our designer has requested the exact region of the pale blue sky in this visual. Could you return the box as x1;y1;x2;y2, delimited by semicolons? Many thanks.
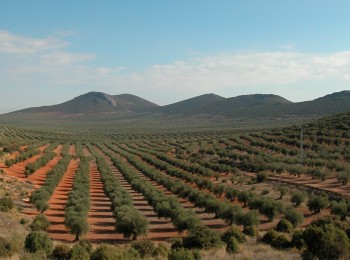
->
1;1;350;112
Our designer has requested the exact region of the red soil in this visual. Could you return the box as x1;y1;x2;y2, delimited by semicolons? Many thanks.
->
0;151;19;168
82;145;91;157
109;145;228;234
2;144;48;180
28;145;63;187
82;160;124;243
131;162;228;233
96;146;181;242
20;145;27;151
44;159;79;242
241;170;350;198
68;144;76;156
128;144;332;232
279;173;350;194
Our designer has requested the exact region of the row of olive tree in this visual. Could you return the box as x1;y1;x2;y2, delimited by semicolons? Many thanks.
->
90;144;149;241
5;142;45;167
24;142;58;177
30;144;71;212
97;144;207;234
127;142;213;177
109;144;264;235
64;155;90;241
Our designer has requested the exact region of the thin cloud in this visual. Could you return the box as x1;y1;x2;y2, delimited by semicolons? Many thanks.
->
41;52;95;66
0;30;67;54
1;29;350;106
281;43;296;51
123;51;350;91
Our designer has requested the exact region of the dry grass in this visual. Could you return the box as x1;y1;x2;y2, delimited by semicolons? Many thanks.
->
201;237;301;260
0;173;33;200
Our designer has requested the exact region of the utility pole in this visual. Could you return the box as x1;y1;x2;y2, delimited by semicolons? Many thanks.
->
299;124;304;166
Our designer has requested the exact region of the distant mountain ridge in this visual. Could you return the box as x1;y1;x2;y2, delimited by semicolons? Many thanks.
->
2;90;350;124
193;94;293;116
13;92;159;114
159;93;225;114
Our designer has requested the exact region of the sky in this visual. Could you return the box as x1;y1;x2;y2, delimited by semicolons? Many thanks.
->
1;1;350;113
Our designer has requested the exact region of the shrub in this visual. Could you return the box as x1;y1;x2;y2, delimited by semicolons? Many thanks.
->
0;196;14;212
169;237;184;249
192;249;201;260
243;226;257;236
24;231;53;255
291;191;305;207
52;244;71;260
184;225;222;249
276;219;294;233
226;237;240;254
222;225;246;243
34;200;49;213
30;214;50;231
261;230;290;249
69;243;90;260
284;207;304;227
256;172;267;183
90;244;139;260
76;240;92;254
278;187;287;199
168;249;196;260
291;230;305;249
309;215;335;228
20;218;29;225
261;189;269;195
271;234;290;249
131;239;155;258
302;223;350;259
261;229;279;245
301;250;314;260
0;237;15;257
153;243;170;258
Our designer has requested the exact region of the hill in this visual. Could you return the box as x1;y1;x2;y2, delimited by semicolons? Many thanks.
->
160;91;350;119
192;94;293;117
159;93;225;114
283;90;350;116
1;90;350;128
11;92;159;115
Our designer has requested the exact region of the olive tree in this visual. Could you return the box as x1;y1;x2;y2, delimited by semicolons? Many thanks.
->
115;206;148;240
